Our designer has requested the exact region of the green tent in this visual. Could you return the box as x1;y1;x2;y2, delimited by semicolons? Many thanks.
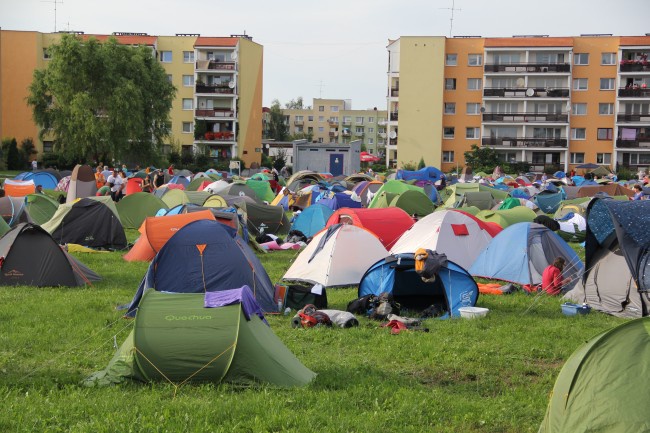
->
0;215;10;237
440;183;480;208
116;192;169;229
539;317;650;433
85;289;315;387
160;189;191;209
498;197;523;210
368;180;429;208
475;206;537;229
246;179;276;203
386;189;435;217
24;193;60;225
236;201;291;236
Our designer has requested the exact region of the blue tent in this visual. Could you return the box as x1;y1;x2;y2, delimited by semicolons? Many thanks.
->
469;222;584;289
316;192;362;211
127;219;275;315
169;175;190;187
290;203;333;238
14;171;58;189
395;166;445;183
534;190;565;214
358;253;479;318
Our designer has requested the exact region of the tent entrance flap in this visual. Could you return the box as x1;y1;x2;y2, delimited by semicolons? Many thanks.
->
393;266;448;311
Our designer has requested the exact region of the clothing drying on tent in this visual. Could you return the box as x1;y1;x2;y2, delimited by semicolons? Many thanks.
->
126;219;276;315
282;224;388;288
358;253;479;318
325;207;414;250
539;317;650;433
87;286;315;387
0;223;100;286
470;222;584;291
564;199;650;317
315;191;361;211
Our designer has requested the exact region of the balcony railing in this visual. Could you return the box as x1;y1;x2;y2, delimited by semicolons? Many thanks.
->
328;120;339;127
616;138;650;148
342;120;351;126
354;132;364;137
390;88;399;97
294;120;304;126
620;62;650;73
195;109;234;118
390;112;399;121
200;131;235;141
195;60;236;71
617;114;650;123
483;87;570;98
484;63;571;73
482;137;568;148
195;84;235;94
618;88;650;98
482;112;568;123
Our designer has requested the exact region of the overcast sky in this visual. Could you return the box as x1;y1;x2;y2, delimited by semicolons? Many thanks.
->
2;0;648;110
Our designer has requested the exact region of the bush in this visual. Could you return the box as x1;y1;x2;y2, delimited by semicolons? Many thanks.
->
616;165;636;181
417;157;425;169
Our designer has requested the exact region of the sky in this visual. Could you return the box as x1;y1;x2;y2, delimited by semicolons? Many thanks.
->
2;0;649;110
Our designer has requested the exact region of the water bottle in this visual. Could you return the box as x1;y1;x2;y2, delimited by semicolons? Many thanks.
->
284;307;291;316
277;300;283;312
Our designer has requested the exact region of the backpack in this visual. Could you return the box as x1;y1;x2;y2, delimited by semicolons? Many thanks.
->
282;284;328;310
297;304;332;328
346;294;378;315
369;292;400;321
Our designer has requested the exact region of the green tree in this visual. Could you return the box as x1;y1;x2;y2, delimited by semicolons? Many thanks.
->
271;148;288;171
417;157;426;169
4;138;22;170
284;97;304;110
20;138;38;165
463;144;500;173
288;131;313;142
27;34;176;164
267;99;288;141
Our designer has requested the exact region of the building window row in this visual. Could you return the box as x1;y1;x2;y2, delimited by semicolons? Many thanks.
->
445;53;482;66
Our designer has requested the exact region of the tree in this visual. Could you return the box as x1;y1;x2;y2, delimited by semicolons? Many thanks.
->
27;34;176;164
463;144;500;173
284;97;304;110
271;148;288;171
20;138;38;165
267;99;288;141
4;138;22;170
288;131;313;142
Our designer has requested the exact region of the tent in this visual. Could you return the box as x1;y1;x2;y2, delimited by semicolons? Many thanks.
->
283;224;388;287
454;191;495;210
564;199;650;317
14;171;58;190
245;179;276;203
534;190;565;214
219;182;262;203
202;194;228;208
395;166;445;183
369;188;435;217
538;317;650;433
469;222;584;289
235;201;290;237
0;196;32;227
87;287;315;387
358;253;479;317
352;180;384;207
0;223;100;286
390;209;497;270
316;191;362;211
326;207;414;250
290;203;334;238
124;177;143;195
116;192;169;229
41;197;127;250
24;193;60;225
475;206;538;229
66;164;97;203
4;179;35;197
126;219;276;314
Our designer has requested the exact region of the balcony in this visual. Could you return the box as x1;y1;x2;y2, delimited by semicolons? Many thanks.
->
618;87;650;98
328;120;339;127
195;109;234;118
620;62;650;73
616;138;650;148
390;112;399;121
484;63;571;73
329;131;339;138
390;87;399;97
195;84;235;95
294;120;304;126
354;131;364;137
342;119;351;126
482;137;568;148
617;114;650;123
482;112;568;123
200;131;235;142
342;130;351;137
195;60;236;71
483;87;570;98
389;138;398;146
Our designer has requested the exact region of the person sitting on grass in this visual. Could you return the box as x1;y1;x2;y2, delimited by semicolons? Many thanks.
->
541;257;572;295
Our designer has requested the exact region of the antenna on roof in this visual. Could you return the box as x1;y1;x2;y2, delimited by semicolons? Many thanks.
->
40;0;63;32
439;0;462;38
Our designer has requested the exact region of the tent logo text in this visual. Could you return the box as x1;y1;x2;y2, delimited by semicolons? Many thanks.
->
164;315;213;321
4;269;23;277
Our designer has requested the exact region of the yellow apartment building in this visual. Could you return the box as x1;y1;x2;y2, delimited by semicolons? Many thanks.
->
387;34;650;173
0;30;263;167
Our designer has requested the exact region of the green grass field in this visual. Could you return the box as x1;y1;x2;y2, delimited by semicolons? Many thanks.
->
0;230;626;432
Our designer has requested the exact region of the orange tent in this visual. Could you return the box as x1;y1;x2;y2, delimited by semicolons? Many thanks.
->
4;179;35;197
125;177;143;195
123;210;216;262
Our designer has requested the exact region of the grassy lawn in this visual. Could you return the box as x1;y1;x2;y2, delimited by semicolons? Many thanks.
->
0;230;625;432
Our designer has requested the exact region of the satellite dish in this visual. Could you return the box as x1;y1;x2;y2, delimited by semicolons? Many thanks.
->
516;78;525;87
525;88;535;97
231;51;238;60
480;106;486;113
389;131;397;139
228;81;236;89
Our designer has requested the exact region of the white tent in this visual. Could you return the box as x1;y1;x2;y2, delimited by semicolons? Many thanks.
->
282;224;388;287
390;210;494;270
204;180;231;195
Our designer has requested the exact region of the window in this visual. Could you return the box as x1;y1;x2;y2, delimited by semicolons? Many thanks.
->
296;126;303;133
600;78;615;90
601;53;616;65
182;75;194;87
356;117;364;124
446;54;457;66
166;74;173;83
182;99;193;110
599;103;614;115
295;115;304;121
43;48;52;60
355;127;364;133
443;127;455;139
466;103;481;115
160;51;172;62
367;127;374;133
444;103;456;114
572;103;587;115
308;115;314;121
183;51;194;63
466;127;480;139
571;128;586;139
368;117;374;123
43;141;54;153
596;153;612;164
468;54;483;66
442;151;455;163
368;138;374;144
307;127;313;134
574;53;589;65
445;78;457;90
329;116;339;123
570;152;585;164
318;106;324;112
467;78;482;91
182;122;193;133
318;127;324;132
318;116;324;122
597;128;613;140
331;106;339;112
573;78;588;90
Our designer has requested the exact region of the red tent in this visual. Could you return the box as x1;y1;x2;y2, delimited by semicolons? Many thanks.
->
325;207;414;249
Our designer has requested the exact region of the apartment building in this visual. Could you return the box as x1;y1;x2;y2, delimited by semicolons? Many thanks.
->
282;98;388;156
0;30;263;167
387;34;650;173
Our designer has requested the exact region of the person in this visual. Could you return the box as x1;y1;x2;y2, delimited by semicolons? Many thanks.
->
278;187;294;211
31;159;37;171
106;168;125;202
167;164;175;176
153;169;165;189
35;184;43;194
280;165;289;178
101;165;112;181
541;257;572;295
94;166;106;189
633;184;645;200
96;184;111;196
271;168;279;182
569;169;576;178
121;164;131;177
141;174;152;193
